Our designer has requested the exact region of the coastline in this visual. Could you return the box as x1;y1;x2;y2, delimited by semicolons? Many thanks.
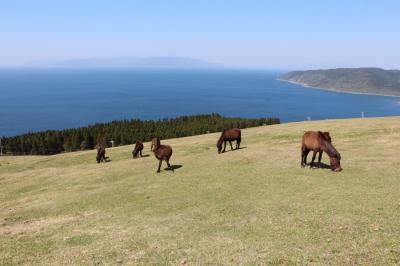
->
277;78;400;98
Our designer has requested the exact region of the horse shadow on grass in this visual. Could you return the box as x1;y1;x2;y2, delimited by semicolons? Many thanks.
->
220;146;247;153
134;154;150;159
164;164;183;172
307;162;331;170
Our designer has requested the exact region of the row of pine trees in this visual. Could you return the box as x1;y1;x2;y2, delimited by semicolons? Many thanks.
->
1;114;280;155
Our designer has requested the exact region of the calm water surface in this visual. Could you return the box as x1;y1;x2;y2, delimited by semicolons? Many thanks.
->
0;68;399;136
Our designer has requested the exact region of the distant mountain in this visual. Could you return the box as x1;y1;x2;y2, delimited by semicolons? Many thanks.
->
279;68;400;96
26;56;222;69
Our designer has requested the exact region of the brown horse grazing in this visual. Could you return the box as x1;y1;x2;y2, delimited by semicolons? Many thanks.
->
132;141;144;158
301;131;342;172
301;131;330;167
151;138;173;173
217;128;241;154
96;145;106;163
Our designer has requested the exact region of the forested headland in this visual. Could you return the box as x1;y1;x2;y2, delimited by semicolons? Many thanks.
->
280;68;400;96
1;113;279;155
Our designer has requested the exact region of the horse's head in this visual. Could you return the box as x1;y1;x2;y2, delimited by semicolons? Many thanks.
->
132;148;138;158
330;155;342;172
151;138;160;152
217;142;223;154
132;142;140;158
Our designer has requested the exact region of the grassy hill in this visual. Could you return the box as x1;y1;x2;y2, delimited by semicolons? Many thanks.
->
1;117;400;265
280;68;400;96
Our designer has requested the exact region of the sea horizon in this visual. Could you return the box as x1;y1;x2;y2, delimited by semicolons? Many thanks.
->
1;68;399;137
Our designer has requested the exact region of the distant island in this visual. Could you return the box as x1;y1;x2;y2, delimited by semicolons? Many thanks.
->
279;68;400;96
26;56;222;69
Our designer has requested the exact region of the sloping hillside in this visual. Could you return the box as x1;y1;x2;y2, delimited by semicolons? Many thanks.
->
280;68;400;96
1;117;400;265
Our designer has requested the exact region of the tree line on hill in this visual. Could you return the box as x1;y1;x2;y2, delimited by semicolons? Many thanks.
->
1;114;280;155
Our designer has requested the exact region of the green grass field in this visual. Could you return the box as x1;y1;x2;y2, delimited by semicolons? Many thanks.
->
1;117;400;265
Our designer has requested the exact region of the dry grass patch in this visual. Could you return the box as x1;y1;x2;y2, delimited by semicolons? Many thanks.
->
0;216;77;236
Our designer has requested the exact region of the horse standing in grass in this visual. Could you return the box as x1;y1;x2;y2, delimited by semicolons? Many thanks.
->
96;144;106;163
151;138;173;173
132;141;144;158
301;131;342;172
216;128;241;154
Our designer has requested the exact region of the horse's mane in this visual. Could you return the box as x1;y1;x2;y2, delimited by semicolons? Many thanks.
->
317;131;330;142
322;132;331;143
217;130;226;145
323;140;341;159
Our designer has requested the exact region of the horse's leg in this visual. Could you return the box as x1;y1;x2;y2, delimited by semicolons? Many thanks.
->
318;151;323;168
229;141;233;150
140;150;142;157
157;160;162;173
223;141;226;152
166;159;173;172
301;146;308;167
305;150;311;165
310;151;317;168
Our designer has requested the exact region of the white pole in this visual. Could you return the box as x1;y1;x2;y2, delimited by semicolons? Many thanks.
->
361;111;365;118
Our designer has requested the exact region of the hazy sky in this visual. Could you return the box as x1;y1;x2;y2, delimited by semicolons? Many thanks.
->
1;0;399;69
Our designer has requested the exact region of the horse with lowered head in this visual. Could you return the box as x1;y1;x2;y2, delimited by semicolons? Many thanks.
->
132;141;144;158
151;138;173;173
96;142;107;163
217;128;241;154
301;131;342;172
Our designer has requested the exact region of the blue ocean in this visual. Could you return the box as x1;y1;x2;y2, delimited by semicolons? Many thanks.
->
0;68;399;136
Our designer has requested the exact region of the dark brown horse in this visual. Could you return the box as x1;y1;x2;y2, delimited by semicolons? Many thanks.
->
151;138;173;173
217;128;241;153
132;141;144;158
301;131;342;171
95;137;109;163
96;144;106;163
